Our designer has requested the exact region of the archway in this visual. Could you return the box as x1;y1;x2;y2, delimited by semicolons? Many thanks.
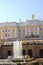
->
39;49;43;58
8;50;11;56
22;49;26;56
27;49;32;57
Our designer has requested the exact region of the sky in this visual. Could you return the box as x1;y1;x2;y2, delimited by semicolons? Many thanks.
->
0;0;43;22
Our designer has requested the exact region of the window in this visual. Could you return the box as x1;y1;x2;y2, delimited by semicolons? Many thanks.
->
19;29;21;32
31;34;34;36
23;29;25;32
27;28;29;36
8;34;10;37
40;28;42;30
8;50;11;56
34;27;39;36
35;31;38;35
5;34;7;37
22;50;26;56
27;49;32;57
5;30;7;32
2;30;4;32
27;31;29;35
12;29;15;31
31;28;33;30
25;28;30;36
2;29;5;38
35;27;37;30
2;33;5;37
8;29;10;32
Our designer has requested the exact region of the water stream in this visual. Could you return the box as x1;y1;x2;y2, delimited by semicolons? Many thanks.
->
13;40;23;58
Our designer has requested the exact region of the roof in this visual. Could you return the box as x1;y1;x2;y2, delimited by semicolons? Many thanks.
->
0;22;18;27
0;19;43;27
18;20;42;26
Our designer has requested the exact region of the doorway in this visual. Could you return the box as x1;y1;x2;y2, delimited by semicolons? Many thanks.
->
8;50;11;56
27;49;32;57
22;49;26;56
40;49;43;58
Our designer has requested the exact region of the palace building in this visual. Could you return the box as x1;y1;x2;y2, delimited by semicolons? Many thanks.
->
0;19;43;40
0;18;43;59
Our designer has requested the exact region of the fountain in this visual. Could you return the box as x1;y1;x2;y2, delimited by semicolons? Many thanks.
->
13;40;23;60
12;40;32;65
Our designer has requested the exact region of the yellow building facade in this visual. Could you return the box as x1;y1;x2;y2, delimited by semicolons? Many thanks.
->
0;20;43;41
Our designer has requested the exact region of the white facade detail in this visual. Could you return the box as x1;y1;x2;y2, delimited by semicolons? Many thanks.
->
34;27;39;35
25;28;27;36
25;28;30;36
15;28;18;38
1;29;5;39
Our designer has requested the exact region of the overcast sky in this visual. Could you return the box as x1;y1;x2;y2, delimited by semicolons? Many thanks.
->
0;0;43;22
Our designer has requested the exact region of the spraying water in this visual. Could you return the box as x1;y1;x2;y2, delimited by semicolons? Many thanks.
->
13;40;23;58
